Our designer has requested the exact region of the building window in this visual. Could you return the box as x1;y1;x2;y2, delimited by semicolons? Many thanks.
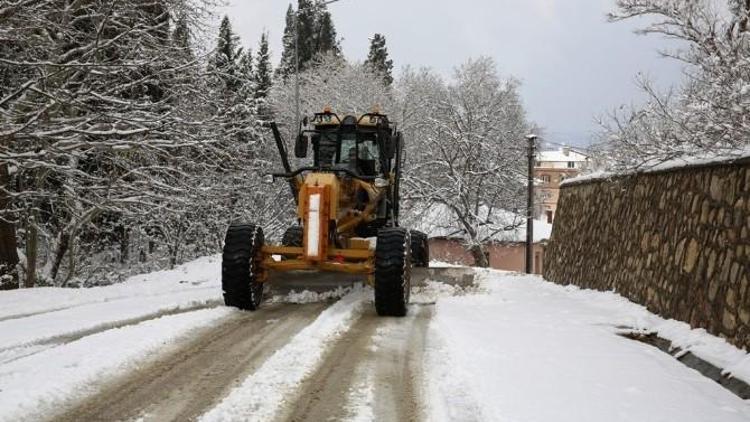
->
535;160;541;167
546;211;553;224
567;161;575;169
541;175;550;183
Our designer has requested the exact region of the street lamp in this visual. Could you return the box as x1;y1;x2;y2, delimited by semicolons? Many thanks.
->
294;0;344;133
525;134;538;274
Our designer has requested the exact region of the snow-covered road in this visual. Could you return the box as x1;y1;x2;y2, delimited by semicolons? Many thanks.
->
427;272;750;422
0;258;749;422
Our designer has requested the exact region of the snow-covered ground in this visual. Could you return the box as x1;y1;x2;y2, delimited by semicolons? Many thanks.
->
0;255;223;364
426;270;750;422
0;256;230;422
1;256;749;422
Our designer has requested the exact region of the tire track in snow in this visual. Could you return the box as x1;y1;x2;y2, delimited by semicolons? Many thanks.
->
0;285;217;323
276;304;433;422
0;300;223;365
199;288;369;422
0;307;234;422
50;302;328;422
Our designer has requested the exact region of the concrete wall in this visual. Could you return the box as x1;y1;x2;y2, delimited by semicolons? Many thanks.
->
544;158;750;349
429;238;545;274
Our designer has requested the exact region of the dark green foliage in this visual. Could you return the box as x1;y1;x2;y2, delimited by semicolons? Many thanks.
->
364;33;394;86
277;0;341;78
211;15;243;92
254;32;273;100
316;11;339;56
172;14;193;59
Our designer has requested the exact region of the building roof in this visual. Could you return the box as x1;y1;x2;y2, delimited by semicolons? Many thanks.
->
537;148;589;163
403;202;553;244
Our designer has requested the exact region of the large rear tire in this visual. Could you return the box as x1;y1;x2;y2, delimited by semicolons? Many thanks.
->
410;230;429;268
282;225;303;247
222;224;264;310
374;228;411;317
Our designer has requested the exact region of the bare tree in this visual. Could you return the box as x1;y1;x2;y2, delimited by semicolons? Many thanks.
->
269;52;394;141
397;58;530;267
0;0;275;286
599;0;750;169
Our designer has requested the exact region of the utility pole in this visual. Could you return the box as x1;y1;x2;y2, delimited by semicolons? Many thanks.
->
525;134;537;274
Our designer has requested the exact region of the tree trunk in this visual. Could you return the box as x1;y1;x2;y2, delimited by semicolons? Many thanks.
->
469;243;490;268
50;231;70;282
0;163;19;290
119;226;129;264
25;216;38;288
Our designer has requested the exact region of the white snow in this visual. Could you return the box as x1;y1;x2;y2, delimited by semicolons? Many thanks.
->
0;307;233;422
0;254;221;321
564;146;750;186
409;202;553;243
537;148;589;164
3;256;750;422
0;255;222;356
428;260;465;268
0;255;229;422
199;287;369;422
343;361;375;422
273;286;352;304
425;270;750;422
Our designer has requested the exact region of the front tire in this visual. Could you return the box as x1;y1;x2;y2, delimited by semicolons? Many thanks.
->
222;224;264;310
374;228;411;317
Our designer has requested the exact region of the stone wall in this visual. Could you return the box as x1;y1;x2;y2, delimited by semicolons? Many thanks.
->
544;158;750;350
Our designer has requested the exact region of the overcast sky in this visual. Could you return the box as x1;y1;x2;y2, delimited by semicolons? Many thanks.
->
221;0;685;148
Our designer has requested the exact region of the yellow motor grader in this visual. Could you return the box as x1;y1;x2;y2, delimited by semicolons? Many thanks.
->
221;109;429;316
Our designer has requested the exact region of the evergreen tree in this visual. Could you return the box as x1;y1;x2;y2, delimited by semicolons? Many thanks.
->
316;10;340;56
172;14;193;59
729;0;749;33
254;32;273;100
296;0;317;70
277;1;341;78
364;33;394;86
211;15;242;92
238;48;254;99
239;49;253;81
277;5;297;77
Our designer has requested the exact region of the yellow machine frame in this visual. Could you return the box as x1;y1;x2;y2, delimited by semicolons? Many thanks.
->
258;172;384;284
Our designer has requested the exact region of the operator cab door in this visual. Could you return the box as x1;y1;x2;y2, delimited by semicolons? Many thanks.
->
336;132;380;177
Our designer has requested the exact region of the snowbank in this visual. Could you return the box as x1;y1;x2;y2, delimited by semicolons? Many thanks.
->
0;255;222;321
0;308;233;422
0;256;223;354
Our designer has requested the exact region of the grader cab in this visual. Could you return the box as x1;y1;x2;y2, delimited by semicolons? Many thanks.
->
221;109;429;316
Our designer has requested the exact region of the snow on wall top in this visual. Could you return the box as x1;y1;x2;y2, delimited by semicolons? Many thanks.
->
561;146;750;187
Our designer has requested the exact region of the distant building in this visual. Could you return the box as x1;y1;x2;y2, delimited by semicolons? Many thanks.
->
405;203;552;274
534;147;589;223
